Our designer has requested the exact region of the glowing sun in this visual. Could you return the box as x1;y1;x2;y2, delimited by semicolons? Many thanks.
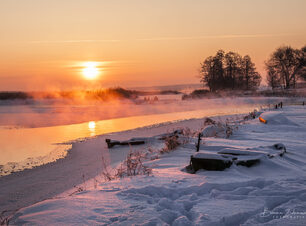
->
82;62;99;80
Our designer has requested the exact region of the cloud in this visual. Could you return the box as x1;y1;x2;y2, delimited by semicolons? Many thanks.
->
28;33;298;44
136;33;298;41
29;39;121;44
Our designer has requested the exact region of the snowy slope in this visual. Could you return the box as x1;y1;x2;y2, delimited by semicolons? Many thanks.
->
10;106;306;225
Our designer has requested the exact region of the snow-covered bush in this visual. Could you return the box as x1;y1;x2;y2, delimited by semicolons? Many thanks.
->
160;136;181;154
115;150;152;178
179;127;196;144
101;150;152;180
0;211;10;226
124;150;152;177
201;122;235;138
243;109;260;121
203;117;216;126
101;156;113;181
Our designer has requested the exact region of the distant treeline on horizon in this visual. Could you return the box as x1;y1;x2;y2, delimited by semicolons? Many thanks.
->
1;85;305;103
0;87;181;101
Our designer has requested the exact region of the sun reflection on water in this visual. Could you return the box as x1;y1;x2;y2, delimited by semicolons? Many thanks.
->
88;121;96;136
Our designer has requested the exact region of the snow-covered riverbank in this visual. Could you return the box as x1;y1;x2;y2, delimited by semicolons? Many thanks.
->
1;96;281;176
5;105;306;225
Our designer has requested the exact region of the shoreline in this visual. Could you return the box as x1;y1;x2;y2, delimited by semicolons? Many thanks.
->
8;104;306;225
0;102;264;176
0;112;244;214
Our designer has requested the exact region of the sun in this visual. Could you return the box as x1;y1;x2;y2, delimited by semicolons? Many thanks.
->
82;62;99;80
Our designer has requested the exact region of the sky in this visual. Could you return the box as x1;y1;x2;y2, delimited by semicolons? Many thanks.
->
0;0;305;91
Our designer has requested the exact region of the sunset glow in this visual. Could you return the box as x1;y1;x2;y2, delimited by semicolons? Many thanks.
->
0;0;305;90
82;62;99;80
0;1;306;223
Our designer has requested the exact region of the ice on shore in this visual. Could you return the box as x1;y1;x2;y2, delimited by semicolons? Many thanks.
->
8;106;306;225
0;144;70;176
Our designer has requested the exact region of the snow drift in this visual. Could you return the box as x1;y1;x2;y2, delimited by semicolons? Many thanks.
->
5;106;306;225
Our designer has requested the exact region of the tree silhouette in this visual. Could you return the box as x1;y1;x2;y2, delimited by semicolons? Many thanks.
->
300;45;306;81
265;45;305;89
242;55;261;90
200;50;261;91
224;51;242;90
266;64;281;89
200;50;225;92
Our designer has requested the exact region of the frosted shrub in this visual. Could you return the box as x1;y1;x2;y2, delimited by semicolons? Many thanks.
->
125;150;152;177
203;117;216;126
243;109;259;121
115;150;152;178
201;121;235;139
101;156;114;181
101;149;152;180
160;136;181;154
180;127;197;144
225;123;233;138
0;211;10;226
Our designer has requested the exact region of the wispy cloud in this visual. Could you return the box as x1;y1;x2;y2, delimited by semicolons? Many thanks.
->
136;33;298;41
29;33;298;44
29;39;121;44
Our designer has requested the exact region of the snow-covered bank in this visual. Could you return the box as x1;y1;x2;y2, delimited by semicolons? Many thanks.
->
8;105;306;225
0;113;237;217
1;96;280;176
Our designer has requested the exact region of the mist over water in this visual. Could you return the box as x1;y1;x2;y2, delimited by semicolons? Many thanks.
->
0;96;279;128
0;96;283;176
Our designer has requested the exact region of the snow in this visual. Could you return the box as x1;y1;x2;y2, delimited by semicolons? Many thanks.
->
3;105;306;225
192;152;231;161
201;124;225;137
218;148;264;156
259;111;298;126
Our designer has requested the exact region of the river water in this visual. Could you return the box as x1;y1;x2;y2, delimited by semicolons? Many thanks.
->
0;97;279;176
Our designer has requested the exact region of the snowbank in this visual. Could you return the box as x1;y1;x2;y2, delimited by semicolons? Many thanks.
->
6;106;306;225
259;111;298;126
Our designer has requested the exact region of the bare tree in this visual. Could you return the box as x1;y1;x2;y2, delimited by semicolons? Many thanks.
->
266;64;281;89
300;45;306;80
265;46;305;89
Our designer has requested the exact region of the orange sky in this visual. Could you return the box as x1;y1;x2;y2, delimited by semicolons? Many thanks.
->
0;0;305;91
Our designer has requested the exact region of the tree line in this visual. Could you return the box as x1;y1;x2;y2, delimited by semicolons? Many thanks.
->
200;45;305;91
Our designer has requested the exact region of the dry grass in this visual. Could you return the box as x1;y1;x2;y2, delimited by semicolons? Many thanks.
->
180;127;198;144
160;135;181;154
203;117;216;126
101;156;114;181
224;123;234;138
0;211;10;226
243;109;259;121
201;117;238;139
100;149;152;181
116;150;152;178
